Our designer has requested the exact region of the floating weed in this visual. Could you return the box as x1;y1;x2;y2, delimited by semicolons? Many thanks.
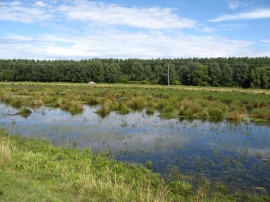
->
17;108;32;118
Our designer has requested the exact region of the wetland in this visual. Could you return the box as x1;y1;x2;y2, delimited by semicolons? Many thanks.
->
0;82;270;201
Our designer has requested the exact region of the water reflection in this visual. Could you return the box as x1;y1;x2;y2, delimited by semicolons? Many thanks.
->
0;103;269;193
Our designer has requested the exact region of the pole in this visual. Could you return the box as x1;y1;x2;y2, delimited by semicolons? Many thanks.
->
167;63;170;86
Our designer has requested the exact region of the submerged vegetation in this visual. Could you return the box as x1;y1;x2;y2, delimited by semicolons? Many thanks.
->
0;82;269;123
0;129;269;201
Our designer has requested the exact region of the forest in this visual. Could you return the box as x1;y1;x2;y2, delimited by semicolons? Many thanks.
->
0;57;270;89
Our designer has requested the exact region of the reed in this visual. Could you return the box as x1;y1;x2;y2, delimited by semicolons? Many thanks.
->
17;108;32;118
96;103;111;118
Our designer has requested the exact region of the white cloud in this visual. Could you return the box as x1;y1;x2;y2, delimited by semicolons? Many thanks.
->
34;1;49;7
0;1;52;23
227;1;249;10
59;1;197;29
260;39;270;47
0;31;268;60
210;8;270;22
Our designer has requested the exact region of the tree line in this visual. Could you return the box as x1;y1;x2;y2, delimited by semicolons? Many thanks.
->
0;57;269;89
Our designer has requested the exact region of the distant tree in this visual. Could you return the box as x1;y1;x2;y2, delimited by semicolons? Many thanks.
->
160;64;178;85
208;63;221;86
220;63;233;86
251;66;270;89
0;69;13;81
233;62;249;87
104;63;120;83
192;64;210;86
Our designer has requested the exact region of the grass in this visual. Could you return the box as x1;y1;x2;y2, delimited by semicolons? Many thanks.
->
16;108;32;118
0;82;269;123
0;129;269;201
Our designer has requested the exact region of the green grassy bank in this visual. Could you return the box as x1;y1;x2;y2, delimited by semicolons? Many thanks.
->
0;129;269;202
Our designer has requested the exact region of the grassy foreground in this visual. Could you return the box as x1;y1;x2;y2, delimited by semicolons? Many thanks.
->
0;129;269;202
0;82;270;122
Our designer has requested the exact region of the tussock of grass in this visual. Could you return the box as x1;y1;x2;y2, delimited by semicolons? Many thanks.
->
96;104;111;118
0;143;11;165
251;109;270;121
0;131;11;165
17;108;32;118
128;97;147;111
226;112;246;122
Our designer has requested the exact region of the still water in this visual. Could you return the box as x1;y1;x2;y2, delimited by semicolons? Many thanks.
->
0;103;269;193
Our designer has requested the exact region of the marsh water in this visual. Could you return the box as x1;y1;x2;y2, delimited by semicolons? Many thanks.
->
0;103;270;193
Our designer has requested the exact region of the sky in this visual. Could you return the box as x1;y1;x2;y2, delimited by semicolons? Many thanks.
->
0;0;270;59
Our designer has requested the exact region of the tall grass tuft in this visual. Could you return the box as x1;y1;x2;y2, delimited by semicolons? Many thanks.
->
17;108;32;118
208;107;225;122
96;104;111;118
116;102;130;115
251;109;270;121
0;132;11;165
58;99;83;115
128;97;146;111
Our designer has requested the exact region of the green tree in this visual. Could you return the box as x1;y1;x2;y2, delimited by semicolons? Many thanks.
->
208;63;221;86
104;63;121;83
192;64;210;86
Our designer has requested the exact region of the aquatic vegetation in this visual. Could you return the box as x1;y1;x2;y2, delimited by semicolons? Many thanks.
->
116;102;130;115
0;82;269;123
127;96;147;111
17;108;32;118
58;99;83;115
96;103;111;118
88;97;100;106
208;107;225;122
10;98;24;109
251;108;270;121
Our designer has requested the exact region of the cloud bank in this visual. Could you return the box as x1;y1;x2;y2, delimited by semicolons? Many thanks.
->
0;0;269;59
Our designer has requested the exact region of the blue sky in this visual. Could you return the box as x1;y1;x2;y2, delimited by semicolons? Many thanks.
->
0;0;269;59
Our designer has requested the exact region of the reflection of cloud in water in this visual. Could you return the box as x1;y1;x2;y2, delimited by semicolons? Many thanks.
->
1;103;270;193
81;131;190;154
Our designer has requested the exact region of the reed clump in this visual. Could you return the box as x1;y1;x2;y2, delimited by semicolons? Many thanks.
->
251;109;270;121
96;104;111;118
17;108;32;118
116;102;130;115
127;97;147;111
226;101;247;122
252;101;268;109
59;100;83;115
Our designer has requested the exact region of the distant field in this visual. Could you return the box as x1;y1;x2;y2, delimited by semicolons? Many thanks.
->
1;81;270;94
